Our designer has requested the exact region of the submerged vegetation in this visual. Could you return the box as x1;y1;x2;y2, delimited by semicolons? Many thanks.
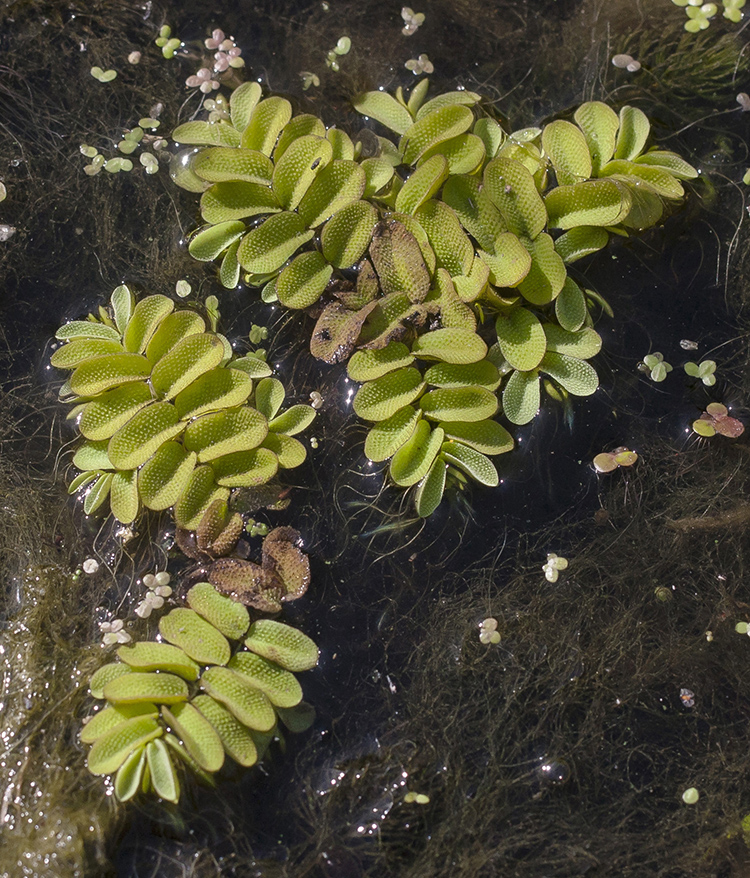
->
2;0;750;875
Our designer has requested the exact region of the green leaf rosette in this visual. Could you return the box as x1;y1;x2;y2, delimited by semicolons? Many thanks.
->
52;286;316;527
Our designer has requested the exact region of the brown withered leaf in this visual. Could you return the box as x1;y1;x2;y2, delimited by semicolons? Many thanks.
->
196;499;244;557
208;558;283;612
232;482;291;514
310;299;378;364
261;526;310;602
334;258;380;312
369;219;430;303
357;290;434;350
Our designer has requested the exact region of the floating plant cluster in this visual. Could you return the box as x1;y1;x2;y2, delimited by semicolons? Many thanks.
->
51;285;316;528
81;582;318;803
671;0;746;30
168;80;696;514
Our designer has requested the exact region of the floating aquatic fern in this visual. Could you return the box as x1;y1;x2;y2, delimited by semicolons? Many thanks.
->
168;79;696;515
81;582;318;803
52;285;315;527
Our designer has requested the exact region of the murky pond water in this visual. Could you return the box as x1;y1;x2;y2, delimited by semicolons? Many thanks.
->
2;2;750;876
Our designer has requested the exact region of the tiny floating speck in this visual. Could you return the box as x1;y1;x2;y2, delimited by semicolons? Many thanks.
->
90;66;117;83
542;553;568;583
405;53;433;75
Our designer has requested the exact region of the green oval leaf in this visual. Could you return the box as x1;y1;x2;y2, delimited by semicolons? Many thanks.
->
107;401;183;470
123;295;175;354
540;351;599;395
139;441;196;511
159;608;231;665
439;419;514;455
90;663;132;699
200;181;281;224
162;702;225;772
189;221;247;262
297;160;366;228
211;446;279;487
81;702;158;744
419;386;498;422
241;96;293;155
174;367;253;420
50;338;123;370
543;325;601;359
110;470;139;524
244;619;320;672
145;311;207;365
442;174;507;252
261;432;307;468
424;359;500;390
150;333;226;399
172;121;241;147
228;652;303;708
230;82;263;133
400;104;474;165
495;308;546;371
441;440;499;486
555;277;588;331
237;212;314;274
83;472;113;514
103;672;190;705
347;342;414;382
364;405;421;462
173;465;230;531
413;199;473;277
192;694;259;766
114;746;146;802
411;327;487;364
361;157;395;198
78;383;153;441
395;154;449;215
187;582;250;640
183;407;268;462
70;353;151;397
352;90;413;136
573;101;619;174
87;715;162;776
117;643;201;680
193;147;273;184
146;738;180;803
614;106;650;162
200;666;277;731
541;119;592;185
274;114;327;162
353;367;426;421
517;233;567;305
478;233;532;289
321;200;378;269
414;454;447;517
269;404;316;435
276;251;333;309
554;226;609;263
56;320;121;342
502;369;540;425
390;420;444;486
484;157;547;239
272;134;333;210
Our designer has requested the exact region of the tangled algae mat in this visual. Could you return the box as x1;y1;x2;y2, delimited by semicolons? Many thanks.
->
3;0;750;875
